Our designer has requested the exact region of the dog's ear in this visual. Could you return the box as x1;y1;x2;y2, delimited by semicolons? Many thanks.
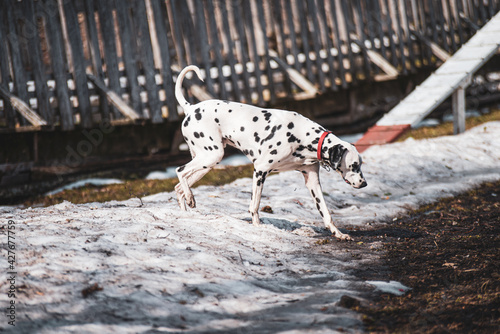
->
328;144;347;170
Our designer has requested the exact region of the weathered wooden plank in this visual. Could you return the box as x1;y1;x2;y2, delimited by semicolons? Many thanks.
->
149;0;178;121
134;0;162;123
270;0;293;94
0;86;47;126
328;0;347;88
194;0;216;97
178;1;199;65
255;0;276;103
87;73;141;121
24;0;52;125
352;0;372;78
232;0;253;103
339;0;359;82
0;1;16;128
41;0;74;130
205;0;227;100
115;0;143;116
268;50;318;100
296;0;315;83
83;0;110;122
62;0;93;128
218;0;242;101
316;0;338;90
97;1;122;120
168;0;187;69
5;0;30;126
283;0;300;72
242;0;264;105
306;0;326;91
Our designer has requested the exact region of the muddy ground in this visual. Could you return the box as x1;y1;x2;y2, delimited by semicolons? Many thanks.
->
349;180;499;333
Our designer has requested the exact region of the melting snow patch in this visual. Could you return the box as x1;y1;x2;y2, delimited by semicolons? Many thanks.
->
45;178;123;196
366;280;412;296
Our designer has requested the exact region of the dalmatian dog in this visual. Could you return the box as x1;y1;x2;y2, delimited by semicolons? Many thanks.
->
175;65;367;240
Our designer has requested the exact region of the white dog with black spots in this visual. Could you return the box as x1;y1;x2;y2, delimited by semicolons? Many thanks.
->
175;65;366;240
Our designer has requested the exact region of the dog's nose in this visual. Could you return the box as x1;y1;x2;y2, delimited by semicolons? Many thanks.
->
359;180;367;188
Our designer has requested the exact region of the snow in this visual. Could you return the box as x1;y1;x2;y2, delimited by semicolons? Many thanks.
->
1;122;499;333
45;178;124;196
366;281;411;296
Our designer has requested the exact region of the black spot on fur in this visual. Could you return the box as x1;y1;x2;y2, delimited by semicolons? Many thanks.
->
194;132;200;138
183;115;191;127
270;150;278;155
178;165;185;172
241;126;245;132
269;160;273;163
214;145;218;150
215;118;220;123
194;108;202;121
287;134;300;143
199;132;205;138
254;132;261;143
277;141;282;146
288;122;294;129
253;116;259;122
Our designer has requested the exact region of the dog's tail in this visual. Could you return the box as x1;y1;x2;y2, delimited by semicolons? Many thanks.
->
175;65;204;109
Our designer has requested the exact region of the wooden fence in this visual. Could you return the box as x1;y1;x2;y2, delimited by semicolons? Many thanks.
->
0;0;499;132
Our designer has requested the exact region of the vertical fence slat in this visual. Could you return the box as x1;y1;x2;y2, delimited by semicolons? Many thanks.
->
41;0;74;130
83;0;110;122
134;0;162;123
62;0;93;128
205;0;228;100
6;0;30;126
24;0;52;124
296;0;315;83
194;0;216;97
115;0;143;116
307;0;326;91
150;0;178;121
97;1;122;120
352;0;373;79
218;0;242;101
232;0;253;103
400;0;416;72
242;0;264;105
283;0;301;73
0;1;16;128
255;0;276;103
328;0;347;88
270;0;293;95
316;0;338;90
168;0;187;69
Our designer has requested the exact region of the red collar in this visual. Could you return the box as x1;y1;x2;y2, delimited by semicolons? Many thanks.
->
317;131;331;160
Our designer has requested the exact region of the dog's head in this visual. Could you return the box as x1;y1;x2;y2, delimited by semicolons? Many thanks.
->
328;143;367;189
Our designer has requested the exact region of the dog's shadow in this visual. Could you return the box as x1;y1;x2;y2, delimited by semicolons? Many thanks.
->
242;217;327;234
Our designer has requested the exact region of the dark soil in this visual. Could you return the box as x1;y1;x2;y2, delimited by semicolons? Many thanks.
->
351;180;500;333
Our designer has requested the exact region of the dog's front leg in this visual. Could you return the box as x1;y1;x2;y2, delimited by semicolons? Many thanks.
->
302;165;352;241
249;169;268;225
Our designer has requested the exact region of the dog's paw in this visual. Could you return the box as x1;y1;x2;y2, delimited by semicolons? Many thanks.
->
186;196;196;209
333;231;353;241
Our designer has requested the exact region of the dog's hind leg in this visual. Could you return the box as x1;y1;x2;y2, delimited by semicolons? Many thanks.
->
302;164;352;241
176;149;224;210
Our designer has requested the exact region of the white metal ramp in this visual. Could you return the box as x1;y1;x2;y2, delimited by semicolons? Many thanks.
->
356;11;500;152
